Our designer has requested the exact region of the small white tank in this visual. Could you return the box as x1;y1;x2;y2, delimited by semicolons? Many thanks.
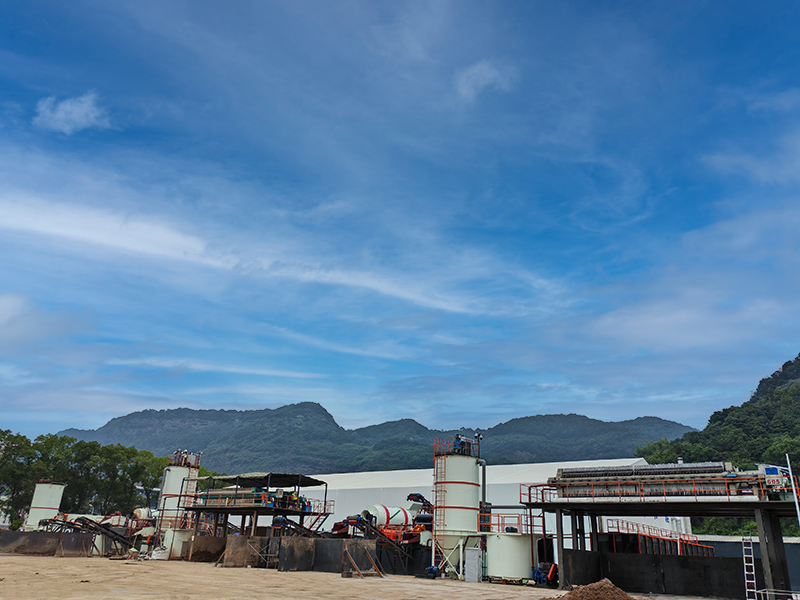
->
486;532;533;580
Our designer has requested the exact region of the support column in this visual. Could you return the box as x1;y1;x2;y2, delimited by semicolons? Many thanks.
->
212;512;219;537
188;511;201;561
556;508;566;590
755;508;791;591
590;515;599;552
250;510;258;536
570;512;578;550
222;513;229;537
576;513;586;550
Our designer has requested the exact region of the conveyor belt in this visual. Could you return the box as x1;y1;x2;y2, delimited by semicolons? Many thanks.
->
346;515;412;562
74;516;133;549
273;516;322;538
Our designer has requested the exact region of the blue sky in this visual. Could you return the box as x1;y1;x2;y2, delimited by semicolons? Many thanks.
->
2;1;800;438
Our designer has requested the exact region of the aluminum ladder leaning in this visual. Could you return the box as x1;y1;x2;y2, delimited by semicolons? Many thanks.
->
742;537;757;600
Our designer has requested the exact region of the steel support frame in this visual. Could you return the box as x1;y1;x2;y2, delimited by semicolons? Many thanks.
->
755;508;791;592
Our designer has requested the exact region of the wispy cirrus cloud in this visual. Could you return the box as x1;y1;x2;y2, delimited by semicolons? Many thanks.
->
0;196;227;266
33;91;111;135
107;357;325;379
703;129;800;184
746;88;800;113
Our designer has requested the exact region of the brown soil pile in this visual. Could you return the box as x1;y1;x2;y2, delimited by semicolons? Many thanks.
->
561;579;635;600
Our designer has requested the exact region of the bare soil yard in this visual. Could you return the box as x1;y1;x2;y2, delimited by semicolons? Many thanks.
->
0;555;567;600
0;555;694;600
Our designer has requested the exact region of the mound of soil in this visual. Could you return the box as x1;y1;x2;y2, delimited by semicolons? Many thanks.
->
561;579;635;600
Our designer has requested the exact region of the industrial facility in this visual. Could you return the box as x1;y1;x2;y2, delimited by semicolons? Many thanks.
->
2;436;799;599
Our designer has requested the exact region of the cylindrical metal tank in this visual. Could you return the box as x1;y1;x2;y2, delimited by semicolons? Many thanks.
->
437;453;480;548
361;505;413;526
486;532;533;580
158;465;191;514
134;507;151;520
23;482;66;531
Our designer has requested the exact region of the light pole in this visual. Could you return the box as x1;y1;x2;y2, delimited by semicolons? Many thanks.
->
786;453;800;531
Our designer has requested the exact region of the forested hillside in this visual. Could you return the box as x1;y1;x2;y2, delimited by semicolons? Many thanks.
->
60;403;693;474
636;353;800;536
637;353;800;468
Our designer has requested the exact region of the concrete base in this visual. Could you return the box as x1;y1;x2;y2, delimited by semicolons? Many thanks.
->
563;548;763;599
0;531;94;556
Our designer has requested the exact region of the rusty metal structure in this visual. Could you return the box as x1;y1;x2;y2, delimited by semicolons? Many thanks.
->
183;472;334;560
520;461;797;592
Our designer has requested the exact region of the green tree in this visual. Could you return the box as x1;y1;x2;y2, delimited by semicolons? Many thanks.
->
0;430;38;529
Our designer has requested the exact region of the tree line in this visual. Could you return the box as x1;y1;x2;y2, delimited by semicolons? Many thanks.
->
0;431;211;530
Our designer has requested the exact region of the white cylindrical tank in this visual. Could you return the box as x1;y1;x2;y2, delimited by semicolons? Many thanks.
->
134;507;151;520
158;465;190;514
437;453;480;548
486;532;533;580
361;505;413;526
24;482;66;531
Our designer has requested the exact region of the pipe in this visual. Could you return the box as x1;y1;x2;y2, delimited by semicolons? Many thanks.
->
478;459;487;508
786;453;800;531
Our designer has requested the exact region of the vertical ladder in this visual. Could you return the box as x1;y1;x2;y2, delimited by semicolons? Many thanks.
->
432;453;447;568
742;537;757;600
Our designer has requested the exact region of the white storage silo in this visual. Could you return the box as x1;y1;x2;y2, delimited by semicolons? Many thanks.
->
23;481;66;531
432;436;482;577
436;453;480;544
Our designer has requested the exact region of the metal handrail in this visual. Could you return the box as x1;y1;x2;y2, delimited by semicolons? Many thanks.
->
604;518;698;542
520;476;800;504
753;589;800;600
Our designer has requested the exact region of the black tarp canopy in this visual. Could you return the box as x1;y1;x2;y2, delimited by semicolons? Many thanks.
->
189;472;326;489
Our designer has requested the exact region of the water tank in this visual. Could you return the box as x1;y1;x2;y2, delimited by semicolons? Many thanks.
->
361;505;413;526
24;482;66;531
486;532;533;580
157;465;192;526
436;453;480;547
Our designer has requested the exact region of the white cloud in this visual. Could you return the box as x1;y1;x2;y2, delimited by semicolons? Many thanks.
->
0;196;230;267
747;88;800;113
704;128;800;184
107;357;325;379
0;293;27;326
454;60;514;102
33;91;111;135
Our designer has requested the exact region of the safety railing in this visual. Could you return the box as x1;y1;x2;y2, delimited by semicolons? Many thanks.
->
476;512;548;535
601;518;714;556
521;476;800;504
753;590;800;600
194;492;334;515
604;518;698;543
158;492;199;510
434;436;480;458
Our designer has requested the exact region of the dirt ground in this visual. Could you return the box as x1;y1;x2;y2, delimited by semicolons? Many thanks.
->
0;555;698;600
0;555;573;600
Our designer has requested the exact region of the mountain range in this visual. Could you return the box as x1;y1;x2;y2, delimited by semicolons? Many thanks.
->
59;404;693;474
